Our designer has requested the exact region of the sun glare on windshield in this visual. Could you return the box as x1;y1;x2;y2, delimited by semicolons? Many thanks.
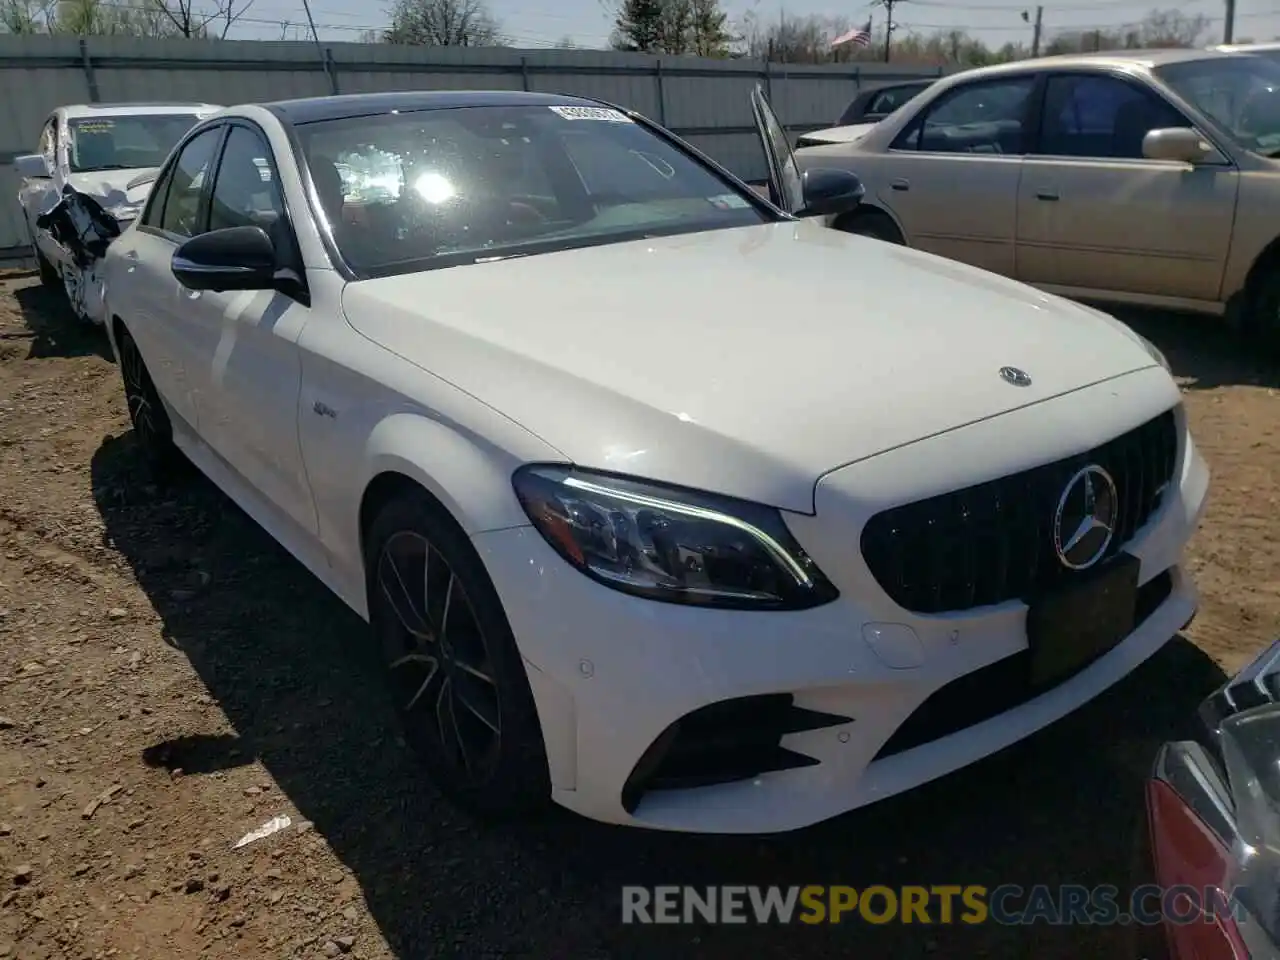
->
298;103;768;276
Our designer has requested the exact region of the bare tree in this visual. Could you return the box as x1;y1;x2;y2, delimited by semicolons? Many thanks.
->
1137;8;1210;47
1;0;253;36
146;0;254;39
1045;8;1209;54
736;10;852;63
0;0;58;32
384;0;503;47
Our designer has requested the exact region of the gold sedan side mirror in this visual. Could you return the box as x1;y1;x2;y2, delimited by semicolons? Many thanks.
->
1142;127;1222;164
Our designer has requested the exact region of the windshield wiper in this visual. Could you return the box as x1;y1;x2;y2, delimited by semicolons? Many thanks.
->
74;164;136;171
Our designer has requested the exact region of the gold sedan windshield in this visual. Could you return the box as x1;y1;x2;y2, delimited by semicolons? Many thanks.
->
1157;56;1280;155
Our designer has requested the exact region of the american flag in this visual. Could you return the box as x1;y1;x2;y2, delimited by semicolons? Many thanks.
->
831;19;873;48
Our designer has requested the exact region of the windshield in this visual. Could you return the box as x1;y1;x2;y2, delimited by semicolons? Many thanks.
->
295;104;769;276
67;114;201;173
1156;56;1280;155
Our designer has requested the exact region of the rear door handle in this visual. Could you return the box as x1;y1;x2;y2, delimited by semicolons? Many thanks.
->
891;179;910;192
1035;189;1059;201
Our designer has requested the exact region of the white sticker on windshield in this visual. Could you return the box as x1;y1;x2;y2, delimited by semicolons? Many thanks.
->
707;193;751;210
549;105;633;123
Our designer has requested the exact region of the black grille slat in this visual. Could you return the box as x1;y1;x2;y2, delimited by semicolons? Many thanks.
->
860;410;1179;614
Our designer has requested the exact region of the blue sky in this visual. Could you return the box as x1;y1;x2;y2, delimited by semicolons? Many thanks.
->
238;0;1278;49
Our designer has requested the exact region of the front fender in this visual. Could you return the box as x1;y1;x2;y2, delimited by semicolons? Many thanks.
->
319;406;560;618
360;412;538;538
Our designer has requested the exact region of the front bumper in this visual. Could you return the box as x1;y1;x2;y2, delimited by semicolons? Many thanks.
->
475;389;1210;834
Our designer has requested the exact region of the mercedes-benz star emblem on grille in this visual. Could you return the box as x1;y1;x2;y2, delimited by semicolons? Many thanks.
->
999;366;1032;387
1053;465;1119;571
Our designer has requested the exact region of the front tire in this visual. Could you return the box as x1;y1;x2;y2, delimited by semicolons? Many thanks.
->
1245;263;1280;358
365;489;551;820
35;247;59;288
60;262;94;325
117;328;181;473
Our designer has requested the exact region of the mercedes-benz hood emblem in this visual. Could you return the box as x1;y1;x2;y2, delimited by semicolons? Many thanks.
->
999;366;1032;387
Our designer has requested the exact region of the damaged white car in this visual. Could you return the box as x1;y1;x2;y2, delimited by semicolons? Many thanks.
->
14;102;220;325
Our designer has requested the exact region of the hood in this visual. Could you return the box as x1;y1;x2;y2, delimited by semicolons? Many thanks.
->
67;167;160;222
340;221;1159;513
797;122;879;147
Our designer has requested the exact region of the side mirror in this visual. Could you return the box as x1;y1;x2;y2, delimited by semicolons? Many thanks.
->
14;153;51;179
796;167;865;218
172;225;277;292
1142;127;1219;164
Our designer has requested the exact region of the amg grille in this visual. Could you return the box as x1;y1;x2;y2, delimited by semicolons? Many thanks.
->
859;409;1179;614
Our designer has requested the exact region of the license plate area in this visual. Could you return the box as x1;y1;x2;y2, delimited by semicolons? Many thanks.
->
1026;553;1140;688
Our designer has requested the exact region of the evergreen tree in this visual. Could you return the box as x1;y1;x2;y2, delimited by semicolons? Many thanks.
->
689;0;731;57
612;0;665;52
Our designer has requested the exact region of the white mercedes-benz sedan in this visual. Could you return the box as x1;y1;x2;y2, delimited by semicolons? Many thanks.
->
101;87;1210;834
15;101;221;324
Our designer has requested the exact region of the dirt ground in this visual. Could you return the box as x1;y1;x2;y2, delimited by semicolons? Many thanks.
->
0;267;1277;960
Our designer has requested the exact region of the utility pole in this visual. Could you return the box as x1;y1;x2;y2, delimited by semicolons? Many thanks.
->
299;0;321;43
1224;0;1236;42
874;0;903;62
1031;5;1043;57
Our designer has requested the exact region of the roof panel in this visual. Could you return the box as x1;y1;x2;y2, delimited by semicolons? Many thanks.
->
266;89;602;125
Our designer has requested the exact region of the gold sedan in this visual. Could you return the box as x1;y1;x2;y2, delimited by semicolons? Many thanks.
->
795;48;1280;350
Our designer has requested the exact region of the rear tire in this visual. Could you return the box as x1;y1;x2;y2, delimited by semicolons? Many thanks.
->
116;328;182;475
364;488;551;821
835;210;905;245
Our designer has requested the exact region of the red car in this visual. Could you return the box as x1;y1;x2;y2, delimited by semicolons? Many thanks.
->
1142;639;1280;958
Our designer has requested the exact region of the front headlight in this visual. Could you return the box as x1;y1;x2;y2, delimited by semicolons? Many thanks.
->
512;465;839;610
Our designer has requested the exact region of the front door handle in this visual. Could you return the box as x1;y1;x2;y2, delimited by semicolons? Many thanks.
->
891;179;910;192
1035;188;1060;201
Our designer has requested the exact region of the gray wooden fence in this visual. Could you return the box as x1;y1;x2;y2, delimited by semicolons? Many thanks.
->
0;34;947;260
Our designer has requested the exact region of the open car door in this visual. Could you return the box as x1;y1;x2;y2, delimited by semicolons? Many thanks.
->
750;84;804;215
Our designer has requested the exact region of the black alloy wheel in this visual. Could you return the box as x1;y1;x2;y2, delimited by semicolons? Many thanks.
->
365;490;550;819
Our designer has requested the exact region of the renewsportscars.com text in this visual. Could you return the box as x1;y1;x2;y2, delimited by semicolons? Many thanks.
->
621;884;1244;926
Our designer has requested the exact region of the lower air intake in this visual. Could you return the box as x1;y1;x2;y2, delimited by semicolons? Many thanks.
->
621;694;850;814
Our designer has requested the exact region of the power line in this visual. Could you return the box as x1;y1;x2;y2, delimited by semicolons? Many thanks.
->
905;0;1204;8
898;7;1278;31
